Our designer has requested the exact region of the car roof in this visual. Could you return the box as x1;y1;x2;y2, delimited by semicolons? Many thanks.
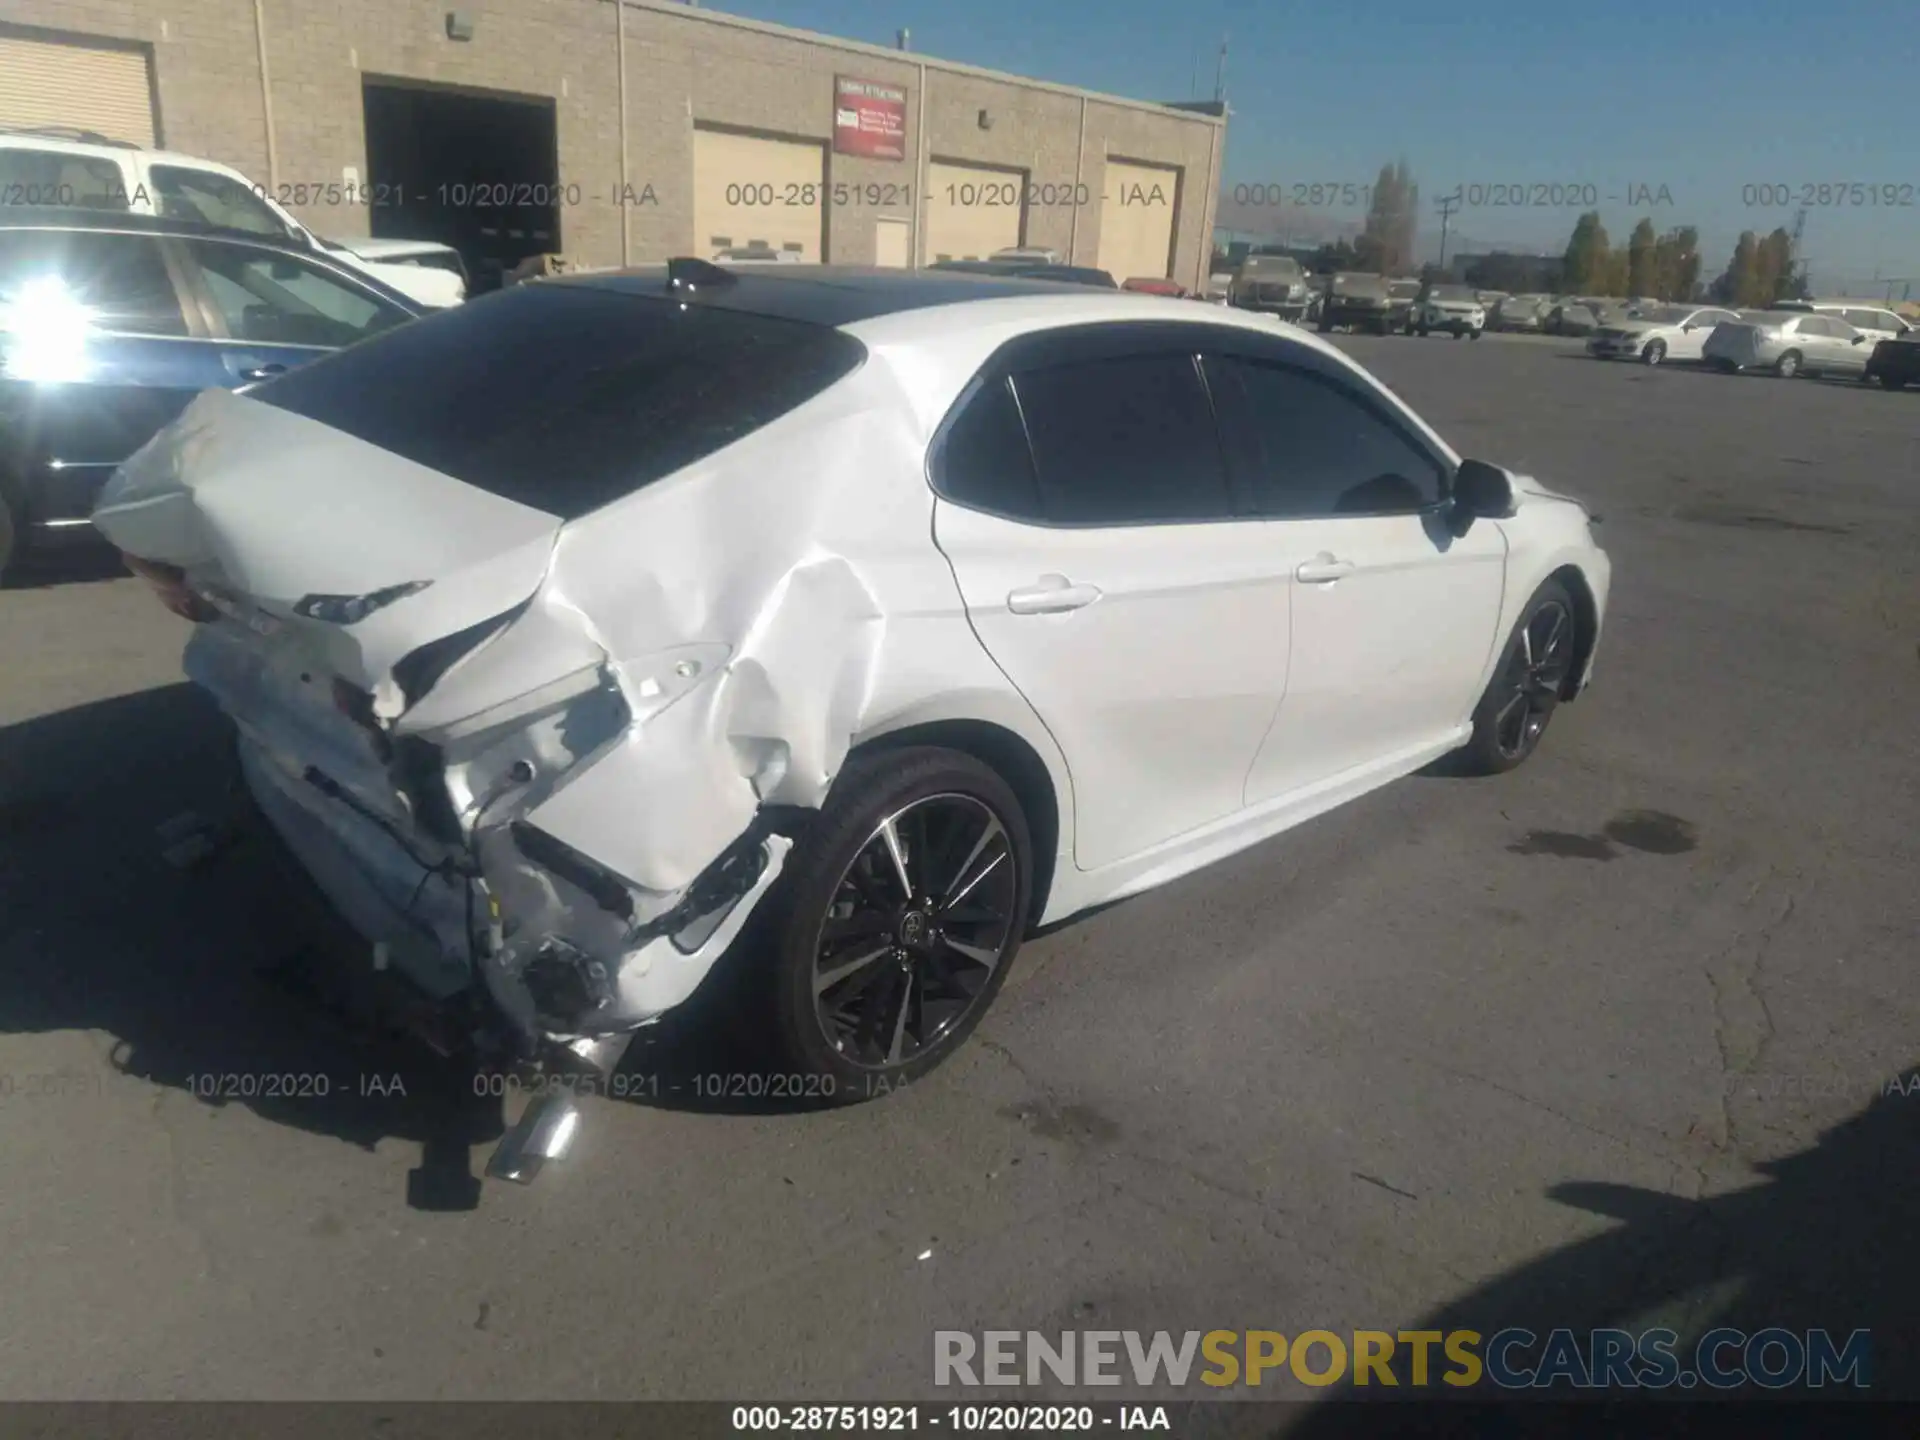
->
551;262;1352;355
0;206;306;249
0;130;250;174
561;263;1134;325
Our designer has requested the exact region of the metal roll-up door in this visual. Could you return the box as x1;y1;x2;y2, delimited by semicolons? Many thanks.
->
924;160;1025;263
692;127;826;261
0;34;157;147
1097;158;1180;283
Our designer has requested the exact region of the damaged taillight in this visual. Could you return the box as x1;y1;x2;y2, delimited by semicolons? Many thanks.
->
122;553;217;623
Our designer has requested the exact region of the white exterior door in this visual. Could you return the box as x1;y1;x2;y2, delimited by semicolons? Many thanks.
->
1245;513;1507;802
929;343;1289;872
1096;158;1180;283
873;216;910;268
1198;349;1508;804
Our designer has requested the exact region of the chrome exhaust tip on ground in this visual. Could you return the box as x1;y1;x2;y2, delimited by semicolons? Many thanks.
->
485;1092;582;1184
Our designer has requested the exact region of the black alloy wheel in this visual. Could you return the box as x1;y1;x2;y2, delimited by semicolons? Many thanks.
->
758;747;1032;1094
1459;580;1578;774
810;792;1017;1068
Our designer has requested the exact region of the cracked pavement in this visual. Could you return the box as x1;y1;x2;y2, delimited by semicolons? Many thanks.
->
0;334;1915;1409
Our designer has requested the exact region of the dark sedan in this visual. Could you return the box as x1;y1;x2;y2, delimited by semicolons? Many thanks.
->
0;210;422;578
1865;334;1920;390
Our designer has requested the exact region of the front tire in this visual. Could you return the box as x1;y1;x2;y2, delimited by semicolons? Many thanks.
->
0;498;16;585
1775;350;1803;379
759;746;1033;1095
1457;580;1578;776
1643;339;1667;366
1879;374;1907;390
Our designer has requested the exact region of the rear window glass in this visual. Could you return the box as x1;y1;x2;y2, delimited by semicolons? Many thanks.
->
255;283;865;520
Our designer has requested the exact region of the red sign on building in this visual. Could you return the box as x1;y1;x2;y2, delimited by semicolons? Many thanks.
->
833;76;908;161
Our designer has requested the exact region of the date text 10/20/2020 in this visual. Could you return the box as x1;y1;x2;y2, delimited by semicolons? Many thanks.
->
471;1071;913;1102
184;1072;408;1100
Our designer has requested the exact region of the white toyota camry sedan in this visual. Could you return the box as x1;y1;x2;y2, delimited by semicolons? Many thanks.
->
95;261;1611;1156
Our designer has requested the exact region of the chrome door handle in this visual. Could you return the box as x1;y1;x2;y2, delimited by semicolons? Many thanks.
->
1007;575;1103;614
239;363;289;382
1294;554;1356;583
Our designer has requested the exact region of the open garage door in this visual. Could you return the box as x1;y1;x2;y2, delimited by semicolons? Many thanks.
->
0;32;156;147
363;80;558;294
1097;158;1180;282
692;128;825;261
924;160;1025;263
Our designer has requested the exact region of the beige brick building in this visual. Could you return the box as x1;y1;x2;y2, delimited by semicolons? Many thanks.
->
1;1;1225;289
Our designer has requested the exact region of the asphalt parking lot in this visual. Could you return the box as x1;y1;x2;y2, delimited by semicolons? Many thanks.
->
1;332;1916;1415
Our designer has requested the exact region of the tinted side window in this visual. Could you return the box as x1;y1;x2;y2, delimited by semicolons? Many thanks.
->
185;239;410;347
257;284;865;520
0;230;188;337
933;375;1042;519
1205;355;1445;518
1010;352;1232;524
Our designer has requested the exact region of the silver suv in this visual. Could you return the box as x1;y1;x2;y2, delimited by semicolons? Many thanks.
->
1229;253;1311;320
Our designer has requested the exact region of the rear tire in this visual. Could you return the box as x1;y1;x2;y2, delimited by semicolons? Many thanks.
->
755;746;1034;1098
1775;350;1803;379
1456;580;1579;776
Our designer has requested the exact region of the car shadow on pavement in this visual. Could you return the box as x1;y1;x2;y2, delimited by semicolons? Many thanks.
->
0;681;847;1174
1278;1069;1920;1433
0;682;515;1212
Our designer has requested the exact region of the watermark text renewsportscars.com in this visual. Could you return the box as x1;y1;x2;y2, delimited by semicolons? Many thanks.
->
934;1328;1871;1391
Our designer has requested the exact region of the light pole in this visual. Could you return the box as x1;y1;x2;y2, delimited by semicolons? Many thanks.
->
1435;190;1460;272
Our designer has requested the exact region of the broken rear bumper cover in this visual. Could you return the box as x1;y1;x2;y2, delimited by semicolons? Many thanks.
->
183;599;806;1075
189;611;794;1058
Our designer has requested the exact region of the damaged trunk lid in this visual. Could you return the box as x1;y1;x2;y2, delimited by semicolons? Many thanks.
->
93;383;564;714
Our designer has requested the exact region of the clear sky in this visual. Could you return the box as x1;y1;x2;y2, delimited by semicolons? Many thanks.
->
717;0;1920;295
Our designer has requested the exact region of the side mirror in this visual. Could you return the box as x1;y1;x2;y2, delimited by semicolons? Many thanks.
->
1852;334;1867;345
1452;459;1518;523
